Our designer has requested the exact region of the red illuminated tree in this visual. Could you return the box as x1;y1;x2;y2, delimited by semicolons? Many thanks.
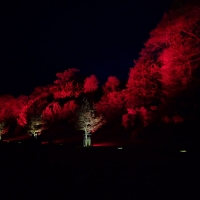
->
0;95;20;139
96;90;125;122
61;100;78;121
30;86;51;99
53;81;82;100
42;101;61;123
158;19;200;98
83;74;99;103
125;1;200;125
83;75;99;93
122;108;137;129
17;94;51;138
96;76;125;123
126;59;161;108
140;2;200;99
52;68;82;100
42;100;78;123
103;76;120;94
54;68;80;85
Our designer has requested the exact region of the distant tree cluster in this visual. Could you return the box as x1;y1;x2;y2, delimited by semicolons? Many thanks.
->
0;1;200;143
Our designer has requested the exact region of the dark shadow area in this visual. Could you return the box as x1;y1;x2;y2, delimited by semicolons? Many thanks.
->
0;142;199;199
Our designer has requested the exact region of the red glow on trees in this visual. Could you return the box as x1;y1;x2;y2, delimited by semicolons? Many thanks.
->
42;101;61;123
0;95;27;139
61;100;78;120
1;1;200;142
54;68;80;85
17;94;51;138
126;59;161;108
103;76;120;94
124;2;200;128
42;100;78;123
52;68;83;100
96;76;125;123
83;75;99;93
141;3;200;99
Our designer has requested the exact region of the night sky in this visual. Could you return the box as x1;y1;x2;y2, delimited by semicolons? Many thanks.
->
1;0;173;97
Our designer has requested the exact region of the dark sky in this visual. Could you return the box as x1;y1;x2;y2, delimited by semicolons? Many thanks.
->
1;0;173;97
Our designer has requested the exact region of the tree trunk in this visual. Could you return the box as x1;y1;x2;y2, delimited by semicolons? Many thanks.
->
34;132;38;139
83;132;91;147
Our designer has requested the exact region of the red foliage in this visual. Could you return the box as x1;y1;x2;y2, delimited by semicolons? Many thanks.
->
54;68;80;85
51;69;83;100
122;111;136;129
96;76;124;122
141;3;200;99
0;95;29;135
2;2;200;137
17;105;28;127
103;76;120;94
0;95;14;121
30;86;51;99
61;100;78;120
0;95;28;121
53;81;82;99
96;90;125;121
17;94;50;127
42;101;61;122
83;75;99;93
126;60;161;107
42;100;78;123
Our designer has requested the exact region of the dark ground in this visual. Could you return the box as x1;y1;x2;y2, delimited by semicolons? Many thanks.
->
0;142;199;199
1;122;199;198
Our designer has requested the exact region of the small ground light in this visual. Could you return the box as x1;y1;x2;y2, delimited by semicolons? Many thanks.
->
118;147;123;149
18;142;21;144
180;150;187;152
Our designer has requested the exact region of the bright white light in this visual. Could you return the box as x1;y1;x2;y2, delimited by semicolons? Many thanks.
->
118;147;123;149
180;150;187;152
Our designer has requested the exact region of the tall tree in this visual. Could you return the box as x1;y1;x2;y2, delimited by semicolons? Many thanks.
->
17;93;52;138
42;101;62;123
96;76;125;123
83;75;99;93
52;68;82;100
141;2;200;99
126;59;161;108
76;98;106;147
83;74;99;103
54;68;80;85
0;95;18;139
42;100;78;123
103;76;120;94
